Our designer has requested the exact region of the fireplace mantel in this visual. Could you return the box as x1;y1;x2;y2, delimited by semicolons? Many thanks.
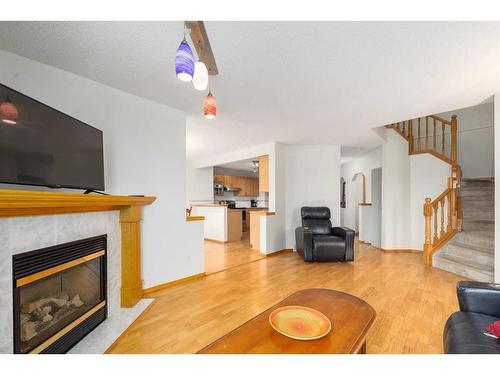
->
0;189;156;308
0;189;155;217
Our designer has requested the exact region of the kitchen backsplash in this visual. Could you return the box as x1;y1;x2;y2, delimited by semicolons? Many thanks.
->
189;192;269;208
215;191;269;208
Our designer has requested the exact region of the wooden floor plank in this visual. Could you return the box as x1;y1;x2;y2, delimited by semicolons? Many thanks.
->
107;241;464;354
204;232;264;274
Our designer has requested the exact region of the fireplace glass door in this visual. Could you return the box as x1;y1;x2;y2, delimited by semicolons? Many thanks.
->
13;235;107;354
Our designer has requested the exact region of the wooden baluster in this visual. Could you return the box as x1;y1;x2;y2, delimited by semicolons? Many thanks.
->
402;121;406;137
433;118;437;151
417;118;421;150
446;194;454;232
451;115;458;165
408;119;414;154
423;198;433;266
442;122;445;156
425;117;429;150
440;200;445;236
433;205;438;244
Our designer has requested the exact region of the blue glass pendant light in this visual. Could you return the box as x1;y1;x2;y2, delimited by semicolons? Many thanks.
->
175;36;195;82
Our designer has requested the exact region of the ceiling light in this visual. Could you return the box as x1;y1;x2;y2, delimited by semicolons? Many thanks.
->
252;160;259;173
193;61;208;91
0;99;18;124
175;38;195;82
203;91;217;119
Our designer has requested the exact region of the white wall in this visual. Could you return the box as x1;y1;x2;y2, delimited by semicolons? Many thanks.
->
358;167;382;247
341;147;382;230
494;94;499;283
0;49;204;288
409;154;450;250
186;159;213;205
438;102;494;178
261;143;287;253
284;145;341;249
379;128;450;251
381;130;412;249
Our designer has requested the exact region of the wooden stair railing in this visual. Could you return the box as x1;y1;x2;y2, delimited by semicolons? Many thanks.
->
423;165;462;266
386;114;461;266
387;114;457;165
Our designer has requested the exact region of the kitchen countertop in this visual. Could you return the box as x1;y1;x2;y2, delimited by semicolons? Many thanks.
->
190;204;269;210
228;207;268;211
190;203;229;207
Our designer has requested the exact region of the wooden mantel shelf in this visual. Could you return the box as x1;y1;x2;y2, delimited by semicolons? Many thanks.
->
0;189;156;309
0;189;156;218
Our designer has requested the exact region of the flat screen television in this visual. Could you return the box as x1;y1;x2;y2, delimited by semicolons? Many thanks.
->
0;83;105;191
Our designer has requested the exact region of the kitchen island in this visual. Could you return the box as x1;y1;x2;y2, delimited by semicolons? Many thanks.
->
190;204;242;242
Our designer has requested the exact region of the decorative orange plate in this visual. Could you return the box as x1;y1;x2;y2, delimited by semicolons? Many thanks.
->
269;305;332;340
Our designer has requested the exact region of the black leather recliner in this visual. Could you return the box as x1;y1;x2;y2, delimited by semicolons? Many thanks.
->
444;281;500;354
295;206;355;262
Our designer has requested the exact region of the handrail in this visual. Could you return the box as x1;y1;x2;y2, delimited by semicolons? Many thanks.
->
429;114;452;126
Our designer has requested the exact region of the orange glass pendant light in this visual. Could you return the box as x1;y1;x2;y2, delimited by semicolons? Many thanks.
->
0;98;19;124
203;91;216;119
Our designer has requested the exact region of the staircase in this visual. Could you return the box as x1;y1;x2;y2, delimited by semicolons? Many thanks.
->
433;177;494;282
388;114;496;281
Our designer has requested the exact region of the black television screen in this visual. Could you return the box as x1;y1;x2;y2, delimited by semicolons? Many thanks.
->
0;84;105;191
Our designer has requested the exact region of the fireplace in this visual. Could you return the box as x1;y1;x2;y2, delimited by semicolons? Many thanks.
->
12;235;107;354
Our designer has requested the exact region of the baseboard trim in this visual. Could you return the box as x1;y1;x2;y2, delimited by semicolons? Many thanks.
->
204;238;228;244
265;248;293;257
143;272;206;294
379;248;421;254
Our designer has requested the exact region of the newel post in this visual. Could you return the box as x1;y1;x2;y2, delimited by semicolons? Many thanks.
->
423;198;433;266
451;115;458;165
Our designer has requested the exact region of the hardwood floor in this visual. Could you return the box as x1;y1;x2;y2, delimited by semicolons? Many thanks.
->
107;241;465;354
204;232;265;274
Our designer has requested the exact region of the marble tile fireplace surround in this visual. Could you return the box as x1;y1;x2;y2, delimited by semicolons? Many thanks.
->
0;190;155;354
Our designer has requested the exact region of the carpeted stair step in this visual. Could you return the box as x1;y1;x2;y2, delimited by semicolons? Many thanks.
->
460;178;494;188
440;242;494;265
452;230;494;252
433;253;494;282
462;219;494;231
461;205;494;221
459;187;494;198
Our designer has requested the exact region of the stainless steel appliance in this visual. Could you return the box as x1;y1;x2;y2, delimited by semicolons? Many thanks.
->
224;186;241;193
214;182;224;196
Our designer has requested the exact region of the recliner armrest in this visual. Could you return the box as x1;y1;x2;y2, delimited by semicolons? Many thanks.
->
331;227;354;238
457;281;500;317
332;227;355;261
295;226;314;262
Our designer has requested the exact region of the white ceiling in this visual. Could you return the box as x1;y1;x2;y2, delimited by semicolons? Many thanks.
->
0;21;498;161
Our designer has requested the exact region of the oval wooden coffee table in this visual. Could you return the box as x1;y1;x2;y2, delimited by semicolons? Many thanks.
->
197;288;376;354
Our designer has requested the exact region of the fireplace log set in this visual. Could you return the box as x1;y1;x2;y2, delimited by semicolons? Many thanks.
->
21;292;85;342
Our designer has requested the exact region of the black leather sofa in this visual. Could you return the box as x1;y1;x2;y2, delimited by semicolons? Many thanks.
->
295;206;355;262
444;281;500;353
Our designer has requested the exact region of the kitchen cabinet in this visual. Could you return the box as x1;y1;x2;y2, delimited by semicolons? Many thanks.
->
241;176;258;196
258;155;269;193
213;173;259;196
249;210;269;250
214;174;224;183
